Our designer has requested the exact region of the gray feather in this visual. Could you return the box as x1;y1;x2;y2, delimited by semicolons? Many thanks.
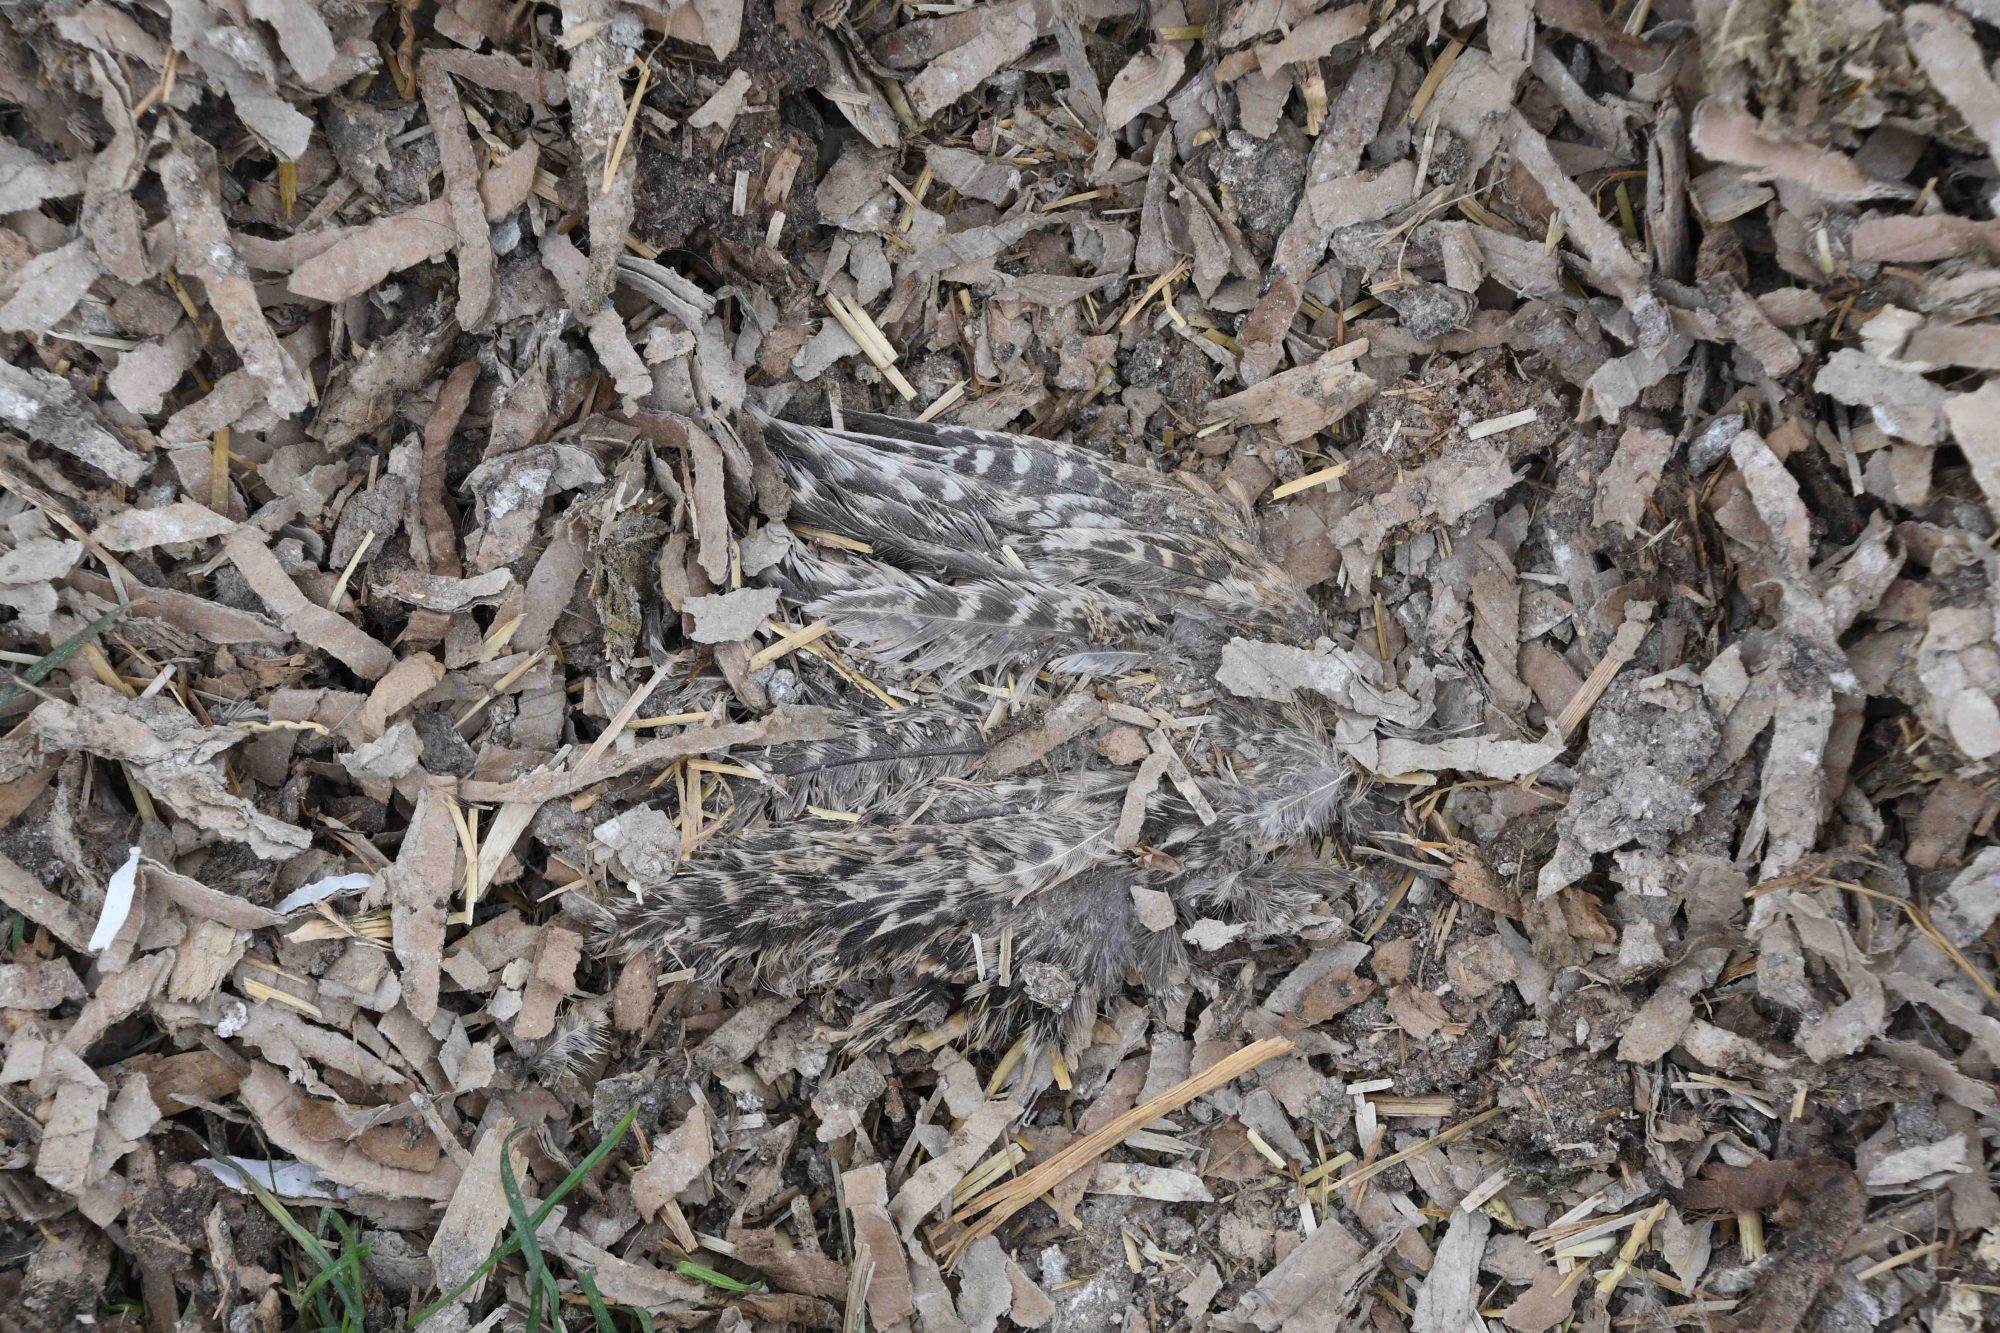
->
760;704;987;817
805;565;1157;684
616;413;1363;1059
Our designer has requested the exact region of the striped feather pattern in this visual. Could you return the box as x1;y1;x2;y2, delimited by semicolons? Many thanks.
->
615;414;1360;1061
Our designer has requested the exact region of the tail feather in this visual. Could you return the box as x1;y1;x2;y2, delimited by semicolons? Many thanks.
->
764;415;1319;656
759;704;987;818
766;413;1231;544
615;791;1131;972
833;412;1214;525
799;560;1159;683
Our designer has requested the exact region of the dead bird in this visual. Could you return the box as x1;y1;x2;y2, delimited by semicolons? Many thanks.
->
611;412;1368;1058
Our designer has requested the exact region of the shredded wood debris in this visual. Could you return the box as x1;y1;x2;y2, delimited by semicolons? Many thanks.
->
4;3;2000;1331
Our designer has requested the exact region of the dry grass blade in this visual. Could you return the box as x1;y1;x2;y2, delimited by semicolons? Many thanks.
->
1800;876;2000;1007
1269;460;1351;499
841;1242;872;1333
1554;603;1652;739
1305;1106;1500;1199
942;1036;1293;1258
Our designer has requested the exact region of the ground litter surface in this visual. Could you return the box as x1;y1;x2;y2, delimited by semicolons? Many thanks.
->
1;1;1999;1332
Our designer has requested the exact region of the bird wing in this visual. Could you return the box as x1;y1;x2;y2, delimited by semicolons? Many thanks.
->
760;414;1319;681
615;414;1351;1058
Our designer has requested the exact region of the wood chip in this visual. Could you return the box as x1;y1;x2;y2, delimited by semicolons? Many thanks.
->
158;127;309;416
223;527;395;679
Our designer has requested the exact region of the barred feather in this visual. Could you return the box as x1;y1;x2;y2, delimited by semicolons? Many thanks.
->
765;415;1318;645
759;704;987;818
827;413;1223;535
804;565;1158;684
614;413;1363;1061
770;417;1183;558
1046;649;1152;678
619;825;1147;1057
1013;526;1240;588
776;437;1014;581
532;1002;608;1082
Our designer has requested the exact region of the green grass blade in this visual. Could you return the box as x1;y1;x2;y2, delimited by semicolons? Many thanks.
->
500;1129;551;1333
213;1160;365;1332
578;1272;617;1333
0;606;126;712
409;1106;637;1328
297;1208;368;1315
675;1261;758;1294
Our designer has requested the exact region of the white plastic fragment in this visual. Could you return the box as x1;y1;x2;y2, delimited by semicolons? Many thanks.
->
87;847;142;953
271;872;375;915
